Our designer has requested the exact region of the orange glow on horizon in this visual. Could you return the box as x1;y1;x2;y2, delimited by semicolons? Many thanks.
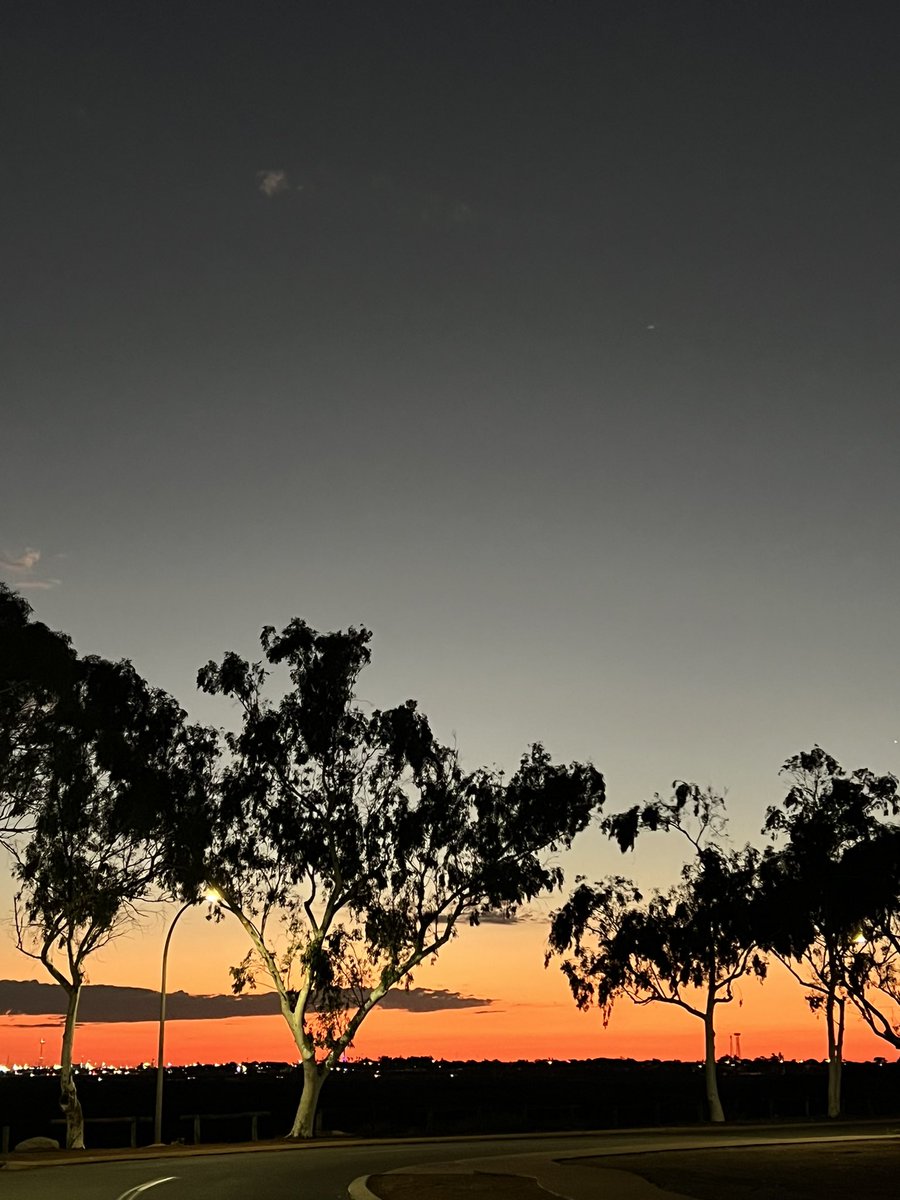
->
1;912;894;1070
0;993;892;1071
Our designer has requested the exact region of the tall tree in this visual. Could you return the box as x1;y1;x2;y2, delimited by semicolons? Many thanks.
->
549;785;764;1123
197;618;606;1137
9;646;211;1149
836;828;900;1049
0;584;77;846
759;747;900;1117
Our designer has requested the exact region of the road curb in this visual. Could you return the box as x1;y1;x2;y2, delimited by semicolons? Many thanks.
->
0;1126;641;1171
347;1174;380;1200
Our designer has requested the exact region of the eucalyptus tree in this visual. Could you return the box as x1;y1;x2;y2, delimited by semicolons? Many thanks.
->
197;617;606;1138
0;583;77;846
548;784;764;1123
9;641;213;1149
759;747;900;1117
840;825;900;1050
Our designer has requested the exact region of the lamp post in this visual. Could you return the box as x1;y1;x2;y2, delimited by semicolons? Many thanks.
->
153;890;222;1145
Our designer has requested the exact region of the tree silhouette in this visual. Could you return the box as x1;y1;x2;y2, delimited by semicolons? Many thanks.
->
0;584;78;847
758;746;900;1117
197;617;606;1137
549;784;764;1123
839;828;900;1049
7;632;210;1149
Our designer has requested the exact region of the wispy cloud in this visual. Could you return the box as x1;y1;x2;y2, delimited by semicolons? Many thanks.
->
0;547;60;590
254;164;474;228
369;171;476;229
256;169;291;198
419;195;474;228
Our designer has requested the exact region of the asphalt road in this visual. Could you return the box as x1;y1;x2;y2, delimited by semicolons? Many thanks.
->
3;1124;898;1200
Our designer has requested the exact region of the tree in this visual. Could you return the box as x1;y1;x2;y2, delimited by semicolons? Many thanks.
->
196;618;606;1137
837;828;900;1049
0;584;77;847
548;784;765;1123
759;747;900;1117
9;647;211;1149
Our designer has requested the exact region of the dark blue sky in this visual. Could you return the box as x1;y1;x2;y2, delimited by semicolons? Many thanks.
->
3;0;899;877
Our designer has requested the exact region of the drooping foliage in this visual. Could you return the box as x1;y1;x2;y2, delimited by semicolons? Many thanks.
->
549;784;764;1122
758;746;900;1115
0;584;77;845
2;588;214;1147
197;617;607;1136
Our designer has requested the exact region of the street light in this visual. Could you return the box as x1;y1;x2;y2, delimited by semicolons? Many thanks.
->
153;889;223;1145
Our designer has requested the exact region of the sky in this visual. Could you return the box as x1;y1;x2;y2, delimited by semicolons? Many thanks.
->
2;0;899;1068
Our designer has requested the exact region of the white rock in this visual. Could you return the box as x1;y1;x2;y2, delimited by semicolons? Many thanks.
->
14;1136;60;1152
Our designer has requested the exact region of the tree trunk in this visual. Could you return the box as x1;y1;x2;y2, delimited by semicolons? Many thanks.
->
826;990;844;1119
59;983;85;1149
703;1011;725;1123
288;1057;327;1139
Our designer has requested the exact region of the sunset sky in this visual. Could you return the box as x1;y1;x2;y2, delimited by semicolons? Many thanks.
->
2;1;899;1068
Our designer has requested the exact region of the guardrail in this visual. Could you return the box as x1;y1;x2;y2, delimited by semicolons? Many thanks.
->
179;1110;270;1143
49;1115;153;1147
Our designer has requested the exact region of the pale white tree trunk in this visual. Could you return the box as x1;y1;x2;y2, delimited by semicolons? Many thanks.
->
227;897;438;1140
59;983;85;1149
288;1056;327;1139
826;989;845;1119
703;1005;725;1124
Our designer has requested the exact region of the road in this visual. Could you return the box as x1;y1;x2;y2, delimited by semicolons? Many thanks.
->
3;1123;898;1200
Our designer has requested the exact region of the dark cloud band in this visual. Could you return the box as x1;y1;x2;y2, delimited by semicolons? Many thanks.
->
0;979;493;1023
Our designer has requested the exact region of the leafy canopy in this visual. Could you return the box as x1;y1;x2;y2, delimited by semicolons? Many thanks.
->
196;618;607;1065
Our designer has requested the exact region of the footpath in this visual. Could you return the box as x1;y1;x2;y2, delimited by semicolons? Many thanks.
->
352;1127;900;1200
350;1151;688;1199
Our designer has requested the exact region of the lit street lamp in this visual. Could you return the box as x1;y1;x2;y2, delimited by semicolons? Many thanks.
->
153;889;223;1145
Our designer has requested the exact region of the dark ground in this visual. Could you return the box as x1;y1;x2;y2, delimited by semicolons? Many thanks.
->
3;1058;900;1149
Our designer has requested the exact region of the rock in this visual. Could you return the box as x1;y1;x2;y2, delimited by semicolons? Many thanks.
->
14;1136;60;1152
